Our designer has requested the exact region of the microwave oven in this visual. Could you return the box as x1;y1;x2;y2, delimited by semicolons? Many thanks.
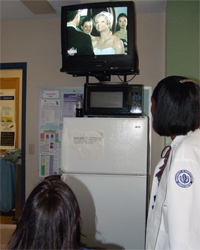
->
84;83;143;116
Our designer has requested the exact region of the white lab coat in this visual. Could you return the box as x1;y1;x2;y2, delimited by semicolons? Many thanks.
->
146;129;200;250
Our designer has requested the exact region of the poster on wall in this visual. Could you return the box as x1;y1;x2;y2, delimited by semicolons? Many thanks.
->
39;87;83;177
0;89;16;149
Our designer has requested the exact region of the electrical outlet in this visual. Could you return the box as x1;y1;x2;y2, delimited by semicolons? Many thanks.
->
29;144;35;154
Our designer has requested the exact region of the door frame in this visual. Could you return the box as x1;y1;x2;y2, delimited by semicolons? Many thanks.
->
0;62;27;209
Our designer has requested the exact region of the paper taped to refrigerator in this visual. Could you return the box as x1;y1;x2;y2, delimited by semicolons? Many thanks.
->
70;131;104;158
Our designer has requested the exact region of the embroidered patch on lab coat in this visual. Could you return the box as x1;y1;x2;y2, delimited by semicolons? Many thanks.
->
175;170;193;188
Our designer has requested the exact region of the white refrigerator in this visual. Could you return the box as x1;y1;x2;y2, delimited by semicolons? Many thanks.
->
61;117;148;250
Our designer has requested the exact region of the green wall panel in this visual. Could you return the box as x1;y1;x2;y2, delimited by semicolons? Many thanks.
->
166;0;199;84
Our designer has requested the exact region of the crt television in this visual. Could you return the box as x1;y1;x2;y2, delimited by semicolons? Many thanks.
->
60;1;139;77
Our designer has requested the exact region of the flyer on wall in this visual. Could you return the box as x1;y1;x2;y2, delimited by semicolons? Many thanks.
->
39;87;83;177
0;89;16;150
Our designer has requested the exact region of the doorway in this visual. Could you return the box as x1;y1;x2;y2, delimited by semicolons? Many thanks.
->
0;63;27;217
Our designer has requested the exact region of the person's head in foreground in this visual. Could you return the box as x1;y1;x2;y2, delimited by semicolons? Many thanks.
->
8;176;84;250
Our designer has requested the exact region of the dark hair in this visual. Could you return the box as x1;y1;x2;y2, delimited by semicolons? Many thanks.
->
67;10;79;22
115;13;127;32
8;176;83;250
152;76;200;136
81;16;93;26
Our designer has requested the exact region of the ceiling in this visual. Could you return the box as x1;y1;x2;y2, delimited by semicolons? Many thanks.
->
0;0;167;21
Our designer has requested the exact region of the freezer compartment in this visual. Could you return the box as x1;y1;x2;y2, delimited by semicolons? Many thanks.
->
61;117;148;174
62;173;147;250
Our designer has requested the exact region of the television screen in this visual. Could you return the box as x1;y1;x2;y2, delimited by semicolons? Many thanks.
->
60;1;139;78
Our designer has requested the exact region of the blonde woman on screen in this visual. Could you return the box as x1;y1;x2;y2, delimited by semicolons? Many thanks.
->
92;11;124;55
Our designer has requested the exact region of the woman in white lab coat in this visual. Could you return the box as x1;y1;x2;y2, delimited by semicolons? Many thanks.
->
146;76;200;249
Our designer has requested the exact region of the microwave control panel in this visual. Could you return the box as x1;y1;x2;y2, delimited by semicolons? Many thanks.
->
130;85;143;114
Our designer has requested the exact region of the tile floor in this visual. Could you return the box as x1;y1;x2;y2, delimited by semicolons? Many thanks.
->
0;224;16;249
0;216;17;249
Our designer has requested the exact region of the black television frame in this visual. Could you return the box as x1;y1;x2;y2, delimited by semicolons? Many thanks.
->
60;1;139;79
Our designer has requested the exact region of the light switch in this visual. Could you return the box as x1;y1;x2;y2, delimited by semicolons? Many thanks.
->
29;144;35;154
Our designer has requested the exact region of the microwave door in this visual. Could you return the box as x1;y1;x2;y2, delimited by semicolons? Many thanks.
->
90;92;123;108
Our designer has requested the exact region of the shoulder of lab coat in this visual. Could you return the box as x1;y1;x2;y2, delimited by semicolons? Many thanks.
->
167;128;200;249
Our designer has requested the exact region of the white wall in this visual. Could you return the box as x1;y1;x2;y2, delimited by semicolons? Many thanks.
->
1;12;165;197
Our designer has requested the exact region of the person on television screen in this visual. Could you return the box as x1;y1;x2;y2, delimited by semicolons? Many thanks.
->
92;11;124;55
81;16;93;35
145;76;200;250
81;16;98;43
8;176;92;250
114;13;128;53
66;10;94;56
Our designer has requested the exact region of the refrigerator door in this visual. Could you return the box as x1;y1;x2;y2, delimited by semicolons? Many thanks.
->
61;117;148;175
62;173;147;250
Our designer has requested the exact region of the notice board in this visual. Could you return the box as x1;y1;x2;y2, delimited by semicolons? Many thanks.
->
39;87;84;177
38;86;151;177
0;77;20;151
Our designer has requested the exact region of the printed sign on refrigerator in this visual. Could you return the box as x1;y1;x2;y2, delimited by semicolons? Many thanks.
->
70;131;104;159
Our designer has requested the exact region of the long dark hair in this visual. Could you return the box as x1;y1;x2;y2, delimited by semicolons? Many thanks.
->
152;76;200;136
8;176;83;249
115;13;127;32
